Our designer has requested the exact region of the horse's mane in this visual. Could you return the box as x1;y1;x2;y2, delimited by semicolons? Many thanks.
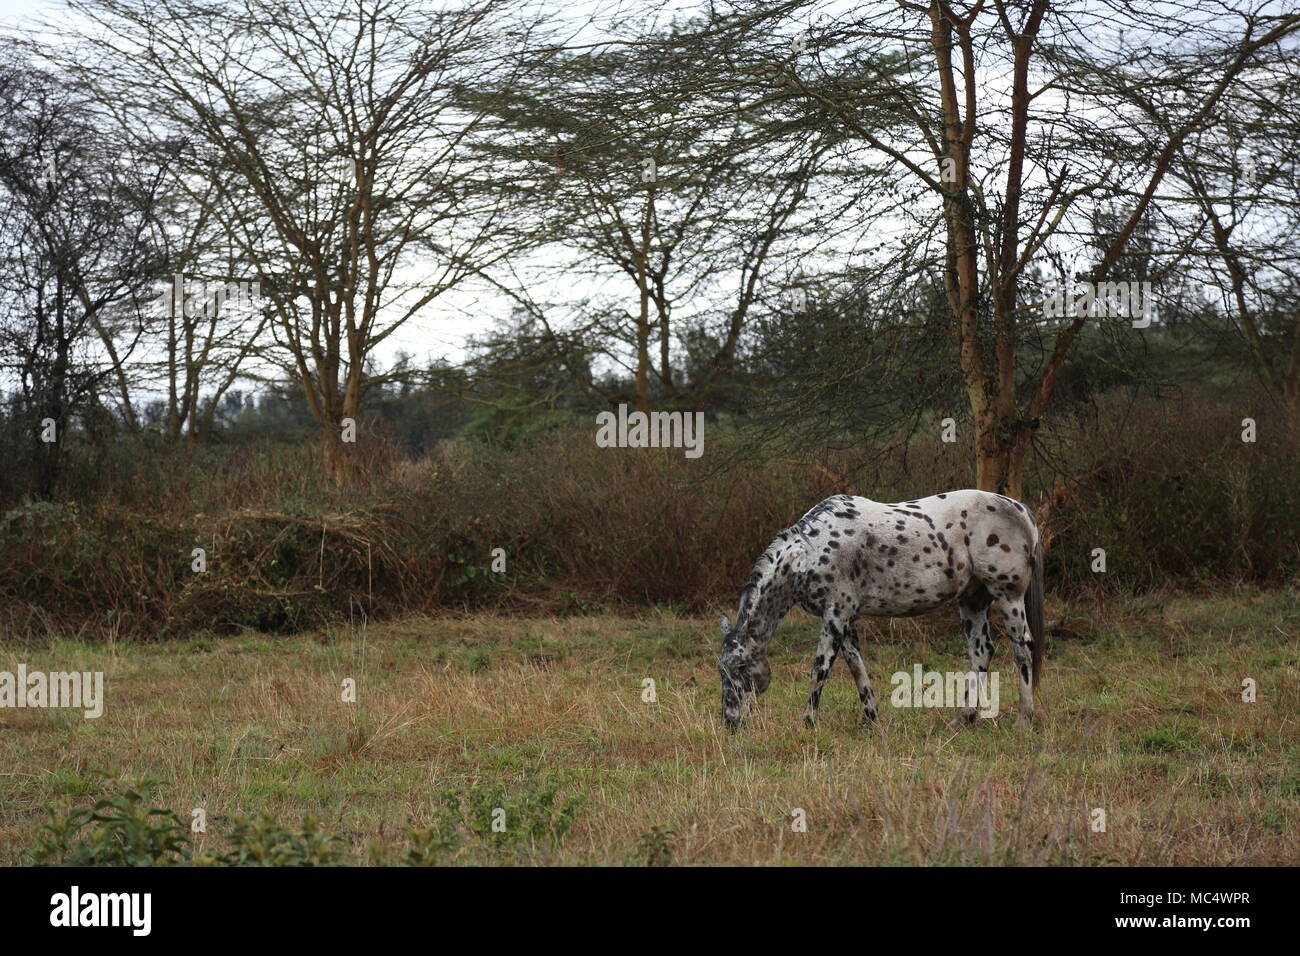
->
732;522;810;638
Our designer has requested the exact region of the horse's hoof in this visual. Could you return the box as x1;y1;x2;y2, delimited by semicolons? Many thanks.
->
946;713;975;729
803;715;816;729
1014;714;1032;729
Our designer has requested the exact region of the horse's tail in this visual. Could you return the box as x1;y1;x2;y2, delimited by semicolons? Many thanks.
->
1025;538;1045;692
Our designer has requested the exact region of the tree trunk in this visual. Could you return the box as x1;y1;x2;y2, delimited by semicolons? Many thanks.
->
634;185;654;414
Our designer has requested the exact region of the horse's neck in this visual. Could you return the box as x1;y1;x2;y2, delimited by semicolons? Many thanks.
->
739;540;806;652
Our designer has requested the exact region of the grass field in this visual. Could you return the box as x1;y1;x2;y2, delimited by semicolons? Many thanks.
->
1;588;1297;866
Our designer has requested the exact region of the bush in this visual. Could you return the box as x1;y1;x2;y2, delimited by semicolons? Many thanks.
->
2;386;1296;640
205;815;344;867
1039;388;1300;592
33;777;191;867
33;776;582;866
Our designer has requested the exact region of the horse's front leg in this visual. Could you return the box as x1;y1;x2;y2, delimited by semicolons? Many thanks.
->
802;616;840;727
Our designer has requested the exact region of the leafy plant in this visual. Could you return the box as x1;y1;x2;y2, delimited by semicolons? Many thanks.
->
396;807;463;866
448;781;581;849
637;825;675;867
204;814;343;867
33;777;191;867
35;777;346;867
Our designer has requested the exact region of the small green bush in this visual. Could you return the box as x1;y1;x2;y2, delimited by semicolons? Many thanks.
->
203;815;344;867
33;777;191;867
32;776;582;866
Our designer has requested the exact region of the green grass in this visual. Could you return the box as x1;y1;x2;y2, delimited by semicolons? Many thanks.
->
1;588;1296;865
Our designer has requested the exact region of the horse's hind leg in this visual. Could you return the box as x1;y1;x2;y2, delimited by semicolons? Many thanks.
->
802;616;841;728
996;593;1035;726
949;584;993;728
836;622;878;726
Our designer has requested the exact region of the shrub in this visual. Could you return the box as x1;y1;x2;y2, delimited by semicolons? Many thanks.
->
204;815;344;867
2;386;1295;639
33;777;191;867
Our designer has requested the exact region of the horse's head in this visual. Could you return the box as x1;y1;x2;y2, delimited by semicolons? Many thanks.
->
718;613;771;731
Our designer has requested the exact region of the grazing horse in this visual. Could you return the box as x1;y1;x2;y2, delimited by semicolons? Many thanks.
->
718;490;1044;731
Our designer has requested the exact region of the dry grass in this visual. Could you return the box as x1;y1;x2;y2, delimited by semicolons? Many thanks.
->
0;587;1296;866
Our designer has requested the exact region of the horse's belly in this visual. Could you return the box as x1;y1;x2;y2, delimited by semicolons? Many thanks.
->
858;593;952;617
854;562;964;617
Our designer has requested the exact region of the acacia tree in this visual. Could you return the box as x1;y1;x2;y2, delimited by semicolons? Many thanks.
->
0;45;168;498
668;0;1300;495
149;186;271;449
63;0;543;477
1168;65;1300;418
467;32;876;413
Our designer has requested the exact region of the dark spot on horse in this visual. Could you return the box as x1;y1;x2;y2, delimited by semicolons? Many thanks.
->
986;534;999;546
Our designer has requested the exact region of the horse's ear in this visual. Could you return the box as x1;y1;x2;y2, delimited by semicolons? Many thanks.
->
720;613;731;637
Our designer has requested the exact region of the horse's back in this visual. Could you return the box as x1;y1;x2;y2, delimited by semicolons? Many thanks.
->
790;489;1039;617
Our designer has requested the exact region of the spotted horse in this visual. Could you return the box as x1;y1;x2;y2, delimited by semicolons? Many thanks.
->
718;490;1045;731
